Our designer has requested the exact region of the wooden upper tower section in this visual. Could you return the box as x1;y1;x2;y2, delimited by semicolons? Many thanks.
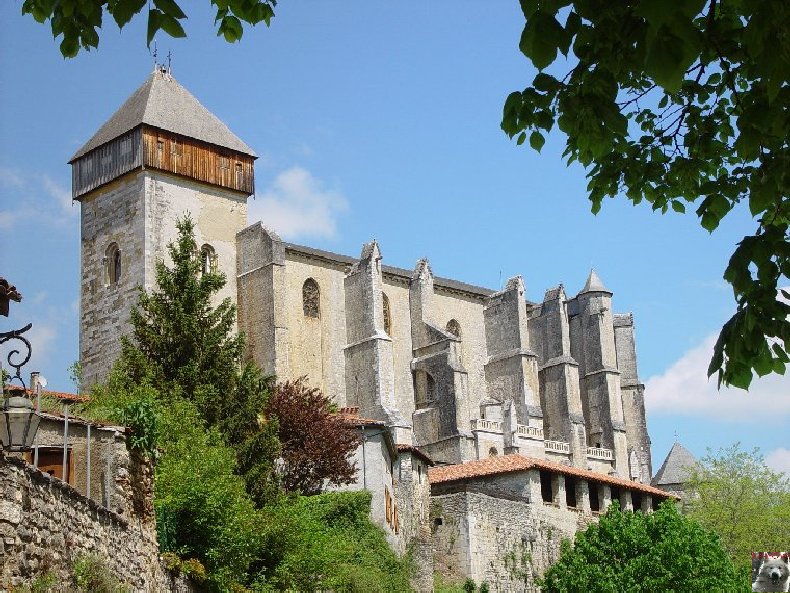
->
69;68;256;199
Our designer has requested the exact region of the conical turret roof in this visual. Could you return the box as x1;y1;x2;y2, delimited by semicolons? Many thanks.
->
70;69;256;162
580;269;611;294
652;442;698;486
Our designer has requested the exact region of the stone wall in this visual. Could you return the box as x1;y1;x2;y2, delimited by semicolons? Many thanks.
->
0;456;192;592
431;489;588;592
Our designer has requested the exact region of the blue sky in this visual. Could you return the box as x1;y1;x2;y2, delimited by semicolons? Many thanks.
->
1;2;787;475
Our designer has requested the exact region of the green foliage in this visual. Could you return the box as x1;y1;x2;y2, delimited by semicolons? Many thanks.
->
21;0;277;57
538;501;746;592
503;0;790;389
72;554;130;593
684;443;790;564
10;571;58;593
154;397;263;590
67;360;83;391
251;491;413;591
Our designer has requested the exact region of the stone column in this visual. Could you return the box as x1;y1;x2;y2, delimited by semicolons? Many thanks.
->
619;490;633;512
601;484;612;510
641;494;653;514
577;479;591;513
553;474;567;509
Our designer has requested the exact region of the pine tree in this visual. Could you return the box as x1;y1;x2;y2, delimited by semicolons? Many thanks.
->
118;215;280;506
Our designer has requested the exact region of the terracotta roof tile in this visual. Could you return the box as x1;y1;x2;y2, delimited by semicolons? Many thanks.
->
335;409;385;427
397;443;434;466
4;385;88;403
429;454;678;499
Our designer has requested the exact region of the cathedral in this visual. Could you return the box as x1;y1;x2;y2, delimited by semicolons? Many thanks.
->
72;68;675;591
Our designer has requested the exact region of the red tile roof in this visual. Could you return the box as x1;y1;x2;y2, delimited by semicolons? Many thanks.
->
397;443;434;466
4;385;88;403
335;408;386;427
429;454;678;499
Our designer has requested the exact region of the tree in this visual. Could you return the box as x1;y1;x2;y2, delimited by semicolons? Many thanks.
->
539;501;746;592
502;1;790;389
117;215;281;504
265;378;361;495
21;0;276;57
684;443;790;563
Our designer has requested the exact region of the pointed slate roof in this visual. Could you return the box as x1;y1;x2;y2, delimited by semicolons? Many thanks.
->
70;69;256;162
652;442;698;486
580;269;612;294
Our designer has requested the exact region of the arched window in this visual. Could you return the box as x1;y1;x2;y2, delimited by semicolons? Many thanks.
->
446;319;461;339
105;243;121;286
303;278;320;318
382;293;392;336
200;244;216;276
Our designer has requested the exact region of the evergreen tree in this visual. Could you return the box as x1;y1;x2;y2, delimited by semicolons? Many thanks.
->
118;215;280;506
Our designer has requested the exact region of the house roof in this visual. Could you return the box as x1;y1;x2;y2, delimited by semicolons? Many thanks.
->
4;385;88;403
335;407;386;428
396;443;434;466
70;68;256;161
429;453;678;499
651;442;698;486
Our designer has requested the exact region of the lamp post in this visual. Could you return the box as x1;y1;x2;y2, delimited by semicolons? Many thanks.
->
1;279;41;452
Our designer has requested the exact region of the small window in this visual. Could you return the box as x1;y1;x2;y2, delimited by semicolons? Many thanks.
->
565;476;577;508
489;447;498;457
540;470;553;503
156;139;164;167
446;319;461;339
235;162;243;187
220;155;230;170
303;278;320;318
105;243;121;286
171;139;182;158
383;293;392;336
200;244;216;275
589;482;601;512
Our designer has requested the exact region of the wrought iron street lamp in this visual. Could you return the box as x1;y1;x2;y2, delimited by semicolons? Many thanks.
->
1;280;42;452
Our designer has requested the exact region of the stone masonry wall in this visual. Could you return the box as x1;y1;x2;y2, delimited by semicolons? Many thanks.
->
0;456;192;592
432;490;588;592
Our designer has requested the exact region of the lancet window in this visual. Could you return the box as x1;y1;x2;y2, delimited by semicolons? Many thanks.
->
303;278;320;318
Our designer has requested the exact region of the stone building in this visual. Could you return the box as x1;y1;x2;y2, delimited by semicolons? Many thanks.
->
70;68;674;590
652;441;699;504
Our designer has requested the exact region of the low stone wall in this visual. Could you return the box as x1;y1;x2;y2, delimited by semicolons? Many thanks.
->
0;456;192;592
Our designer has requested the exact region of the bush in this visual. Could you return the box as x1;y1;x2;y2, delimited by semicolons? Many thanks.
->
252;491;412;591
539;501;747;592
72;554;129;593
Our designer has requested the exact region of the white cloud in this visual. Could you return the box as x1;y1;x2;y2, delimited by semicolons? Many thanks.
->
248;167;348;240
43;175;76;216
0;167;24;188
0;171;76;229
645;334;790;421
765;448;790;476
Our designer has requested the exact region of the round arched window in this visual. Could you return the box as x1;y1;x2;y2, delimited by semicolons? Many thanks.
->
105;243;121;286
303;278;320;318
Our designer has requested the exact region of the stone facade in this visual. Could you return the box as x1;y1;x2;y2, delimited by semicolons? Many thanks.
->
79;170;247;387
0;454;191;592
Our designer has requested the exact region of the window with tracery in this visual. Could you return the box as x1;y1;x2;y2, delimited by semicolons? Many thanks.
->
383;293;392;336
105;243;121;286
200;244;216;276
446;319;461;339
303;278;320;318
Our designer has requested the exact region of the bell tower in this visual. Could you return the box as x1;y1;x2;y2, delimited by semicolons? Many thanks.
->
70;67;256;387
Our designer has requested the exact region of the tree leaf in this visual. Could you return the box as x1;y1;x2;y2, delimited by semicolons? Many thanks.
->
529;130;545;151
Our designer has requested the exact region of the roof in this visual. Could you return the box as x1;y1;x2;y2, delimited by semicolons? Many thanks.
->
580;269;611;294
70;69;256;161
652;442;698;486
335;407;386;428
284;242;497;299
429;454;678;499
4;385;88;403
396;443;434;466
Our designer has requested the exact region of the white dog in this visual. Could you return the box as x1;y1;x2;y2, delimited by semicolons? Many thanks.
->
753;553;790;592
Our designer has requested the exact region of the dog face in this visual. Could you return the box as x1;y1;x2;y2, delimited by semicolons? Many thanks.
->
753;554;790;592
